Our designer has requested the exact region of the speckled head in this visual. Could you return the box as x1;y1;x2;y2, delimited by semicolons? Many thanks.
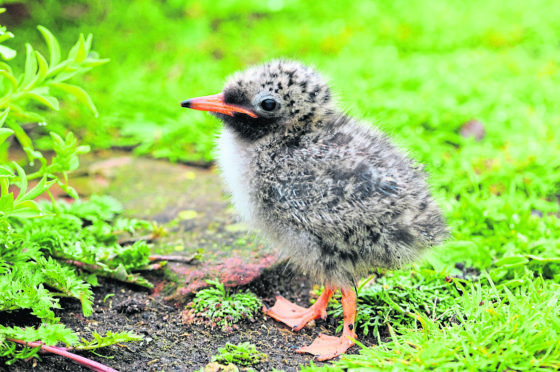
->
181;60;336;142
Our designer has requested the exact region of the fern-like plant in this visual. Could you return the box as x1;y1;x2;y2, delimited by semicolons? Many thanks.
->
0;8;148;370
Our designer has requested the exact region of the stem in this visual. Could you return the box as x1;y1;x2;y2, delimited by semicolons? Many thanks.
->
148;254;198;263
50;292;74;298
47;188;57;211
64;259;102;271
116;234;154;246
62;259;152;288
25;170;45;180
7;339;119;372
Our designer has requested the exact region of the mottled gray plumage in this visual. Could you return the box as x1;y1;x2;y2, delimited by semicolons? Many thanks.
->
213;60;448;288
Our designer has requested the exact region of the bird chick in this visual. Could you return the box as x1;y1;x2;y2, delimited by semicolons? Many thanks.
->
181;60;448;361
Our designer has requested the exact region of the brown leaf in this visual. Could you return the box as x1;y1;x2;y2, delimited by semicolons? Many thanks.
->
460;119;486;141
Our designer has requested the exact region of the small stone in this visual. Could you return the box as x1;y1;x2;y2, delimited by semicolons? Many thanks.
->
115;299;146;315
531;209;543;218
460;119;486;141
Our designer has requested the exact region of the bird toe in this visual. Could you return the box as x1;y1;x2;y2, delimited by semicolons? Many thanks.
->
296;333;355;361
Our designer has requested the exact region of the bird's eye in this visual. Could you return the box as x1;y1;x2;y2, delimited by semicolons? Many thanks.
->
260;99;277;111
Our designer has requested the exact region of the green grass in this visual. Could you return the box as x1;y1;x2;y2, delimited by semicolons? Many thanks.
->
307;277;560;371
7;0;560;164
325;269;464;343
3;0;560;370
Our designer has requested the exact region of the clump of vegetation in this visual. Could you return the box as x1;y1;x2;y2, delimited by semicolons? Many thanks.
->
326;269;464;342
313;277;560;371
0;195;153;366
188;280;262;332
0;13;149;369
211;342;266;366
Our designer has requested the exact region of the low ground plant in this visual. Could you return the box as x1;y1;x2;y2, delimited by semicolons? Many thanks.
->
0;14;150;369
211;342;267;366
326;268;464;343
188;279;262;332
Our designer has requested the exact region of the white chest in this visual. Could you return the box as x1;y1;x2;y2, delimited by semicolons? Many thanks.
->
216;128;255;224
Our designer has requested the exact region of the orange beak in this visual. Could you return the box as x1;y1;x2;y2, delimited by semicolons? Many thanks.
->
180;92;257;118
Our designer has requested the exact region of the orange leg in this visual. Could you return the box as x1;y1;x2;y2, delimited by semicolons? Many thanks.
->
296;288;357;361
264;287;335;331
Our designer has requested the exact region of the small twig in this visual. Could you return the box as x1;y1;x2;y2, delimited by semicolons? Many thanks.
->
148;254;199;264
117;234;154;246
63;260;152;288
7;339;118;372
115;343;133;352
65;260;102;271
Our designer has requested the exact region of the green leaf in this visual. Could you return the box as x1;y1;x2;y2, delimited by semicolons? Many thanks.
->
82;58;110;68
58;181;79;199
0;128;13;145
12;161;27;197
84;34;93;51
11;199;42;218
0;69;18;90
21;91;60;111
76;145;90;155
493;255;530;269
0;45;16;60
0;165;14;177
74;331;142;351
51;68;81;83
0;108;9;127
5;122;37;162
526;255;560;263
0;61;13;72
37;26;60;68
12;111;47;123
19;176;56;201
49;132;64;149
50;82;98;116
0;177;8;196
44;59;70;78
0;193;14;213
72;34;87;63
22;44;38;87
35;51;48;82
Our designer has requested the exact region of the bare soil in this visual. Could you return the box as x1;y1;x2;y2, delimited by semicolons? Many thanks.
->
2;264;372;372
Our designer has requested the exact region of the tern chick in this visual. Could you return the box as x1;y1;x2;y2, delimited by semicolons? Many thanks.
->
181;60;448;360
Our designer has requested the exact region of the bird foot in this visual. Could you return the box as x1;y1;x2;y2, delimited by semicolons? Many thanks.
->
264;295;328;331
296;333;356;361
